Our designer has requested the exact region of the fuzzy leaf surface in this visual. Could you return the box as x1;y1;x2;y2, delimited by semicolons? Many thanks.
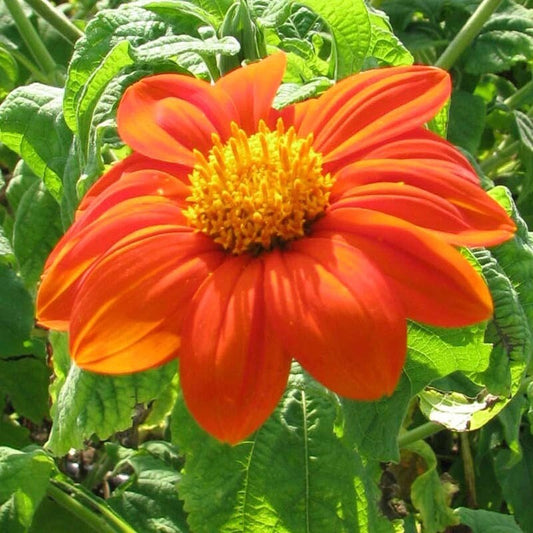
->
47;361;177;455
172;364;393;533
0;85;71;201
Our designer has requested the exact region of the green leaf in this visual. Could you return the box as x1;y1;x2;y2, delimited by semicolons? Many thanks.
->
5;161;38;215
404;441;457;533
0;447;55;533
515;110;533;153
0;264;34;358
172;364;393;533
0;354;50;423
12;180;62;288
0;225;14;265
494;430;533;532
0;85;72;201
47;361;177;455
341;321;491;462
299;0;371;78
448;90;486;154
63;1;213;133
487;187;533;356
0;46;18;99
418;388;504;432
273;77;333;108
0;419;30;450
464;0;533;74
456;507;523;532
365;9;413;67
475;247;530;395
106;442;189;533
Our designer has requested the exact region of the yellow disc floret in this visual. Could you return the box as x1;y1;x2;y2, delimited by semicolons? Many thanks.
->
184;119;332;255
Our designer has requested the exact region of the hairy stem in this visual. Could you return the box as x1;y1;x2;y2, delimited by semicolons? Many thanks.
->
24;0;83;44
4;0;59;84
435;0;503;70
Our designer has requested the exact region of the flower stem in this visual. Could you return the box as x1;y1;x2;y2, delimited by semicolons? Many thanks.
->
505;79;533;109
398;421;444;448
435;0;503;70
24;0;83;45
480;139;520;173
4;0;59;85
47;479;136;533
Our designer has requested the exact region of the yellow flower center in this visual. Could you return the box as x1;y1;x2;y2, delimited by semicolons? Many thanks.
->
184;119;332;255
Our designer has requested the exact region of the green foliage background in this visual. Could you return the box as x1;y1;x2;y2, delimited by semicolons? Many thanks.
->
0;0;532;531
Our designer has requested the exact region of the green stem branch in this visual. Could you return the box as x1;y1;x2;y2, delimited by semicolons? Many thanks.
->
4;0;58;84
24;0;83;45
398;422;444;448
435;0;502;70
480;140;520;173
505;79;533;109
47;479;136;533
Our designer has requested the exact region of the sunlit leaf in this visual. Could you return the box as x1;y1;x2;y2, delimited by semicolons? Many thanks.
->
47;360;177;455
0;447;54;533
172;364;393;533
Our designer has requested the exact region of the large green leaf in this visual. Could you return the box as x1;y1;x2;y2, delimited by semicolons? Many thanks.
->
0;353;49;423
0;264;34;357
448;90;486;154
63;1;217;134
456;507;522;532
0;447;55;533
106;442;189;533
47;356;177;455
341;321;491;462
365;9;413;67
464;0;533;74
12;180;62;288
172;364;393;533
404;441;457;533
299;0;371;78
494;430;533;532
0;85;72;201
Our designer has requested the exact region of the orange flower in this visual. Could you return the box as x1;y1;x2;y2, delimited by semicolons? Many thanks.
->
37;53;515;443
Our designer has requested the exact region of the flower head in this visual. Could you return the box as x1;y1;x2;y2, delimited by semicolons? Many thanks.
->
37;53;515;443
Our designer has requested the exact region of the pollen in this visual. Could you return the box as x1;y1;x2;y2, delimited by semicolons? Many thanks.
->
184;119;333;255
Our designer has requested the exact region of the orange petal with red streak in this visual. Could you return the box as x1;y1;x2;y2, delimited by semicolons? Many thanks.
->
69;229;224;373
180;256;291;444
314;208;494;327
264;239;406;400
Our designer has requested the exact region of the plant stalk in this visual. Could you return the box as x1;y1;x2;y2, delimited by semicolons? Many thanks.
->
505;79;533;110
480;140;520;173
47;479;136;533
24;0;84;44
4;0;58;84
435;0;503;70
398;421;444;448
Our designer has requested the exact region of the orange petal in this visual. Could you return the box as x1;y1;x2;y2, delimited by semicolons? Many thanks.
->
264;239;406;400
314;208;494;327
37;171;190;329
69;229;225;373
77;152;191;214
330;156;515;247
117;74;236;165
295;66;450;166
180;256;291;444
215;52;287;134
358;127;479;174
